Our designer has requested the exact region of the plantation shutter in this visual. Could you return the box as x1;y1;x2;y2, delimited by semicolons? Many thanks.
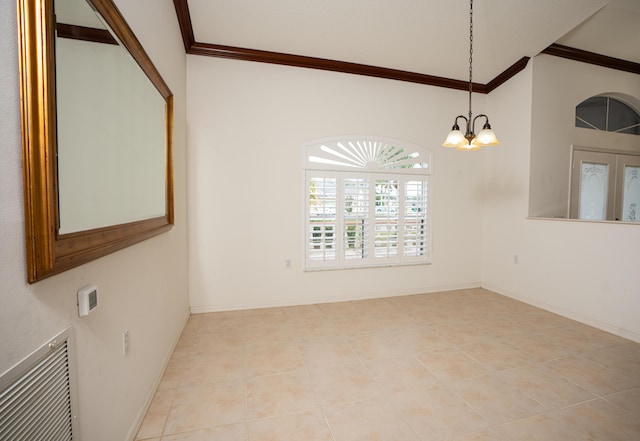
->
305;138;431;270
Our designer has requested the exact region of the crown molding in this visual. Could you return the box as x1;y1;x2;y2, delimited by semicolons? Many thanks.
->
172;0;194;52
56;23;117;45
172;0;530;92
541;43;640;75
485;57;531;93
190;42;497;92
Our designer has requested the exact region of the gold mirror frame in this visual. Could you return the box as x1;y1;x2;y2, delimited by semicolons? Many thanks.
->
17;0;174;283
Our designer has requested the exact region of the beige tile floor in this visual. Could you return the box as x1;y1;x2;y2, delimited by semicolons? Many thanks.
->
135;288;640;441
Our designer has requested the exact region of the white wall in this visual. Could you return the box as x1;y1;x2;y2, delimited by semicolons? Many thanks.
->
0;1;189;440
482;58;640;342
187;56;488;312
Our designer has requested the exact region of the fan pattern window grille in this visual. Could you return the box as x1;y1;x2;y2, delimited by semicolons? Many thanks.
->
305;138;432;270
308;139;429;171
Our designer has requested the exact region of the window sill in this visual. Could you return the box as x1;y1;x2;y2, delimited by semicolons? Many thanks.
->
303;261;432;272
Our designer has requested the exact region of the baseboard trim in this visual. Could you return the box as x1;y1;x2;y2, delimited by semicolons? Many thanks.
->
126;310;191;441
482;283;640;344
189;282;482;314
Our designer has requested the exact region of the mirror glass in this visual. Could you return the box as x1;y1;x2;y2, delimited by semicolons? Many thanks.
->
55;0;167;233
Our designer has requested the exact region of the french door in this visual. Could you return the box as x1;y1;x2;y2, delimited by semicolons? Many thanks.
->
570;148;640;222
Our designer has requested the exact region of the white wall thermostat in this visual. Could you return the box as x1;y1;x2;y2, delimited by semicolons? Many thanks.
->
78;285;98;317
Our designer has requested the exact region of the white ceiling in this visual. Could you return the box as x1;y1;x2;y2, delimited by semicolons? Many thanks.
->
186;0;640;84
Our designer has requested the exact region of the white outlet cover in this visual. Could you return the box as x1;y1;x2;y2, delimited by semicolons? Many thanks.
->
122;330;129;356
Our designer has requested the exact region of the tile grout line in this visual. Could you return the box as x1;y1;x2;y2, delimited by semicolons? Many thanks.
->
343;325;427;441
294;330;339;441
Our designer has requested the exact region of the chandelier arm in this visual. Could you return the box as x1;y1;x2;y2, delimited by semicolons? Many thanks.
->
448;115;469;131
471;114;489;132
454;115;471;138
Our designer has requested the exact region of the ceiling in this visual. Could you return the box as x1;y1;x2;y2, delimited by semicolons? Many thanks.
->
185;0;640;84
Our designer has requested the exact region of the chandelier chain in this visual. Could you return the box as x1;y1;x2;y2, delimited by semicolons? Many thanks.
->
468;0;473;121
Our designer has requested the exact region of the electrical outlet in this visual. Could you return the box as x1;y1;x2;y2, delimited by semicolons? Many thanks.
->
122;330;129;356
513;254;519;264
285;259;291;269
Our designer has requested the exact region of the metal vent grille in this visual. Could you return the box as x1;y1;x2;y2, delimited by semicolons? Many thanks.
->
0;327;78;441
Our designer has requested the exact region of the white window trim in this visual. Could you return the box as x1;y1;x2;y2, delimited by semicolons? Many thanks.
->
302;136;432;271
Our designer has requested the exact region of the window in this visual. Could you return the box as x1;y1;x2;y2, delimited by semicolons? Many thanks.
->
571;94;640;222
304;138;432;270
576;95;640;135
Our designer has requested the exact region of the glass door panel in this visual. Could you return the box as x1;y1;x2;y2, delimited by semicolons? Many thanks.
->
622;166;640;221
579;163;609;220
615;154;640;222
570;149;616;220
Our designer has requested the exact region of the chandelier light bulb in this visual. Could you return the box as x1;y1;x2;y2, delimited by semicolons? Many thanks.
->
475;127;500;146
456;141;481;151
442;128;465;147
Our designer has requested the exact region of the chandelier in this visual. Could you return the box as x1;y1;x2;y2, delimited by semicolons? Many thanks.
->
442;0;499;151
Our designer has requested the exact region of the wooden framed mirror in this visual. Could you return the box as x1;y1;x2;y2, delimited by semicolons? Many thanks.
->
17;0;174;283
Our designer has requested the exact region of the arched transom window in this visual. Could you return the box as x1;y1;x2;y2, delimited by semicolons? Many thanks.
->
304;138;432;270
576;95;640;135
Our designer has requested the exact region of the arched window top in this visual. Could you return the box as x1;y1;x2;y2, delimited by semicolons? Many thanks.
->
576;94;640;136
305;137;431;174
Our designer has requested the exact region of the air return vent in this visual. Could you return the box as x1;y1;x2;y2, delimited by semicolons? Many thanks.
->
0;327;78;441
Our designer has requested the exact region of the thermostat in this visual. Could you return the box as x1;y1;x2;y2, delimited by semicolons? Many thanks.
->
78;285;98;317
